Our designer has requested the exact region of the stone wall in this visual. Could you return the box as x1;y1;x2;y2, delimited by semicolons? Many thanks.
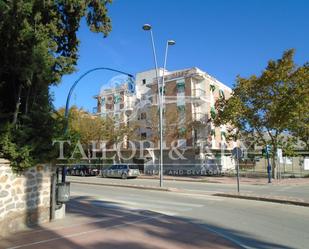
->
0;158;52;237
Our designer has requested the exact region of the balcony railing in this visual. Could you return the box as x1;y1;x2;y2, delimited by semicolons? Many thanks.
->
192;112;208;123
191;88;207;106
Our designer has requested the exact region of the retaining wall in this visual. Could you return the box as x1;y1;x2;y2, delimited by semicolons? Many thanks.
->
0;158;52;237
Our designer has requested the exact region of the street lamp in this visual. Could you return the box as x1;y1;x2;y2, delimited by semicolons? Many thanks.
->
143;24;175;187
64;67;134;132
142;24;159;84
142;24;162;186
62;67;134;183
159;39;175;187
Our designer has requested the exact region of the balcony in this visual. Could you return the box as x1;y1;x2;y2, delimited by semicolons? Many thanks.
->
192;88;206;106
192;112;208;124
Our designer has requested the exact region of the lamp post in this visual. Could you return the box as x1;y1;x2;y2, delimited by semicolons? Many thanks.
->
159;40;175;187
62;67;134;183
142;24;162;187
143;24;175;187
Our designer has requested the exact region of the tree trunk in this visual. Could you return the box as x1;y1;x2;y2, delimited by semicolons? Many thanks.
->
12;84;22;126
272;155;277;179
24;86;31;115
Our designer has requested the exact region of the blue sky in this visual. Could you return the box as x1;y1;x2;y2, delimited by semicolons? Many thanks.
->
50;0;309;112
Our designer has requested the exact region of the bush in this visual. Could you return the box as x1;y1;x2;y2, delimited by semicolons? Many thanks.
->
0;125;33;172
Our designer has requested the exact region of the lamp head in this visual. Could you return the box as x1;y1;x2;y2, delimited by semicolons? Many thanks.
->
142;24;152;31
167;40;176;46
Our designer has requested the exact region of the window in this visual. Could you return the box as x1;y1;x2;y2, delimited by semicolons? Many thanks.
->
210;106;216;119
141;133;147;139
219;89;225;99
210;84;216;92
114;94;121;104
176;81;185;93
129;165;139;169
142;79;146;85
177;105;186;112
140;112;147;120
178;127;187;136
119;165;126;170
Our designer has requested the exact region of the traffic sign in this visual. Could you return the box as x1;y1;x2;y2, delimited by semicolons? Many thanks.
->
232;147;243;160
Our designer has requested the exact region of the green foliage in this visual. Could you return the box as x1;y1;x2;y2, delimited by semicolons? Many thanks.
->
0;0;112;170
0;124;33;172
54;107;136;160
56;106;116;146
215;49;309;177
287;62;309;150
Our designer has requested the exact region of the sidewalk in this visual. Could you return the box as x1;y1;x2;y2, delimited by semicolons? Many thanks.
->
0;196;240;249
139;174;309;186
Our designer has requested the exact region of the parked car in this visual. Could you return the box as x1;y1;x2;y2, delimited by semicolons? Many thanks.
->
67;165;99;176
102;164;140;179
202;159;222;175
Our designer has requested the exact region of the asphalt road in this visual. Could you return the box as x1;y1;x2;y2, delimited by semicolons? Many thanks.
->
68;176;309;201
71;182;309;249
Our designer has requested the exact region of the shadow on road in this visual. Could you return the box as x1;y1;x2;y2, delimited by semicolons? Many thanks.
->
0;196;294;249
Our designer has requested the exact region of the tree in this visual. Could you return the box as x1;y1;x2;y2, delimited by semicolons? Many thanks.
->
55;106;138;159
287;62;309;150
0;0;112;170
215;49;309;178
56;107;113;143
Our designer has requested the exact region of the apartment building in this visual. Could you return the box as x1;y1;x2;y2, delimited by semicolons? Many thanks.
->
143;67;234;150
95;79;135;125
95;67;236;173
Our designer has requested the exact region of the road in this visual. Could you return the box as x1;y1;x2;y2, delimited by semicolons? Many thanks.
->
67;176;309;201
71;182;309;249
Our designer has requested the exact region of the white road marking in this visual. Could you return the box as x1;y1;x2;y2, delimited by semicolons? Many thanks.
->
120;197;204;208
91;197;184;215
71;192;180;215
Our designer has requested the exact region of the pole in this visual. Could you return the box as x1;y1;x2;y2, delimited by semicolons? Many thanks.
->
158;42;169;187
266;149;272;183
232;147;241;193
63;67;134;183
64;67;134;133
236;156;239;194
148;29;162;187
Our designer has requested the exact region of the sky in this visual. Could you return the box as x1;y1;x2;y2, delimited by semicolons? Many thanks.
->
50;0;309;112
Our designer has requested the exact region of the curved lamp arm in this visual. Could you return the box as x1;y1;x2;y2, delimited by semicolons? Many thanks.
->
64;67;134;133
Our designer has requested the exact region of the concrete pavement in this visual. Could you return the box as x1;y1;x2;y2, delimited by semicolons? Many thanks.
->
0;196;240;249
69;183;309;249
2;182;308;248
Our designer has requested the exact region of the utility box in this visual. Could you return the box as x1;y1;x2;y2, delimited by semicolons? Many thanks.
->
56;182;70;203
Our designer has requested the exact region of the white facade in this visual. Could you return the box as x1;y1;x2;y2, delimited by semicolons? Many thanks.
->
95;67;236;173
135;68;166;99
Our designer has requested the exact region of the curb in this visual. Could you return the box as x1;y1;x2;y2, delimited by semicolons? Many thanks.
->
69;180;173;192
139;176;210;183
70;179;309;207
137;176;275;185
214;193;309;207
